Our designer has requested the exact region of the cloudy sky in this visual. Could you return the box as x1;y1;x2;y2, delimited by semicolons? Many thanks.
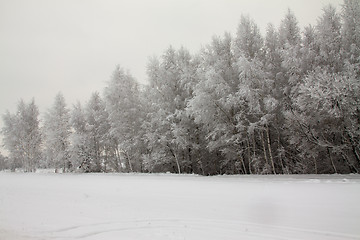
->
0;0;343;123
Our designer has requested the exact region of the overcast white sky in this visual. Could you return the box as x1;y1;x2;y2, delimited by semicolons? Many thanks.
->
0;0;343;125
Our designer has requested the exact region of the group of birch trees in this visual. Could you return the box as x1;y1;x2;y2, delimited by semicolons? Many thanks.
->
2;0;359;174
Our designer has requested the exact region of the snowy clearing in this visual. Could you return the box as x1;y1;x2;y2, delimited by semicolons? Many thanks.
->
0;173;359;240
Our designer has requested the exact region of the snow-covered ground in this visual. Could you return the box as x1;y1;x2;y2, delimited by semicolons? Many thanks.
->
0;172;359;240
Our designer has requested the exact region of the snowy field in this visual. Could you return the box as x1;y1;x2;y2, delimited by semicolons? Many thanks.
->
0;172;359;240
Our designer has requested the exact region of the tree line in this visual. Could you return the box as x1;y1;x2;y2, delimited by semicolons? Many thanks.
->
1;0;359;175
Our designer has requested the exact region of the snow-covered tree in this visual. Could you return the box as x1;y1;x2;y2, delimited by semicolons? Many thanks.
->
70;94;113;172
234;15;263;60
316;5;343;73
104;66;144;172
43;93;71;172
233;16;278;174
264;23;282;76
143;47;187;173
187;33;245;174
300;25;318;74
341;0;360;64
69;101;89;171
279;9;301;47
83;92;110;172
286;65;360;173
143;46;208;174
1;99;42;172
279;9;302;83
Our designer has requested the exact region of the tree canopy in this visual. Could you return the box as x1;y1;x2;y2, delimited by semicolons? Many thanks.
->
2;0;359;174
